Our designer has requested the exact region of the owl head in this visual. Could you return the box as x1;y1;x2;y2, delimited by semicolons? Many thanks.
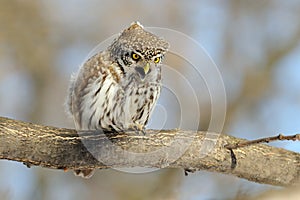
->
108;22;169;80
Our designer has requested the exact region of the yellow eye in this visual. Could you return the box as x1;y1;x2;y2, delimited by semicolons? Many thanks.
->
154;57;160;63
132;53;140;60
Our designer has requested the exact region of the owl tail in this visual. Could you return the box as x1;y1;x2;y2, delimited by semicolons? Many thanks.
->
74;169;95;178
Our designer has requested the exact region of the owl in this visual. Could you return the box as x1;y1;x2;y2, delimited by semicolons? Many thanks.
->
66;22;169;178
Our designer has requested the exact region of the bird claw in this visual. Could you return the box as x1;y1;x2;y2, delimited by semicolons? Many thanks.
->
128;123;146;135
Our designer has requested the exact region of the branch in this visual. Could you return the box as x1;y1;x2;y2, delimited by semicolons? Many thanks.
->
0;117;299;187
225;134;300;149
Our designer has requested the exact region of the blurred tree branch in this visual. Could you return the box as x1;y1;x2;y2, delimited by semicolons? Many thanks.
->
0;116;299;187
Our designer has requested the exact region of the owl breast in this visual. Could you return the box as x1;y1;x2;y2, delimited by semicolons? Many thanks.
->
76;57;162;131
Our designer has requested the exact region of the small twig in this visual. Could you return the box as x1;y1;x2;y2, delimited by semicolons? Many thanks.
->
225;133;300;150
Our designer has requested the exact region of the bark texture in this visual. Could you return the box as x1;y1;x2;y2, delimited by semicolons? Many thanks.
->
0;117;299;186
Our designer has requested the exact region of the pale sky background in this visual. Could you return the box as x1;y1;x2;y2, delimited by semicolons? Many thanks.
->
0;1;300;199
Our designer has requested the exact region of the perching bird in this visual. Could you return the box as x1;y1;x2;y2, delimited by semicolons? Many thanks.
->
66;22;169;178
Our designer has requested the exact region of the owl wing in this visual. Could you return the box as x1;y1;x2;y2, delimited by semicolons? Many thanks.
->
66;52;107;130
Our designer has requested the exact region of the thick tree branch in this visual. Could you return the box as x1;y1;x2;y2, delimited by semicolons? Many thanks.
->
0;117;299;186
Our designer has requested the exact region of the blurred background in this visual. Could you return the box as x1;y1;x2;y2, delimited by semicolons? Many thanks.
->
0;0;300;199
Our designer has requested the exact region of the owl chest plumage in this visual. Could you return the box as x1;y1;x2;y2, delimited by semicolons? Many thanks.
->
71;52;161;131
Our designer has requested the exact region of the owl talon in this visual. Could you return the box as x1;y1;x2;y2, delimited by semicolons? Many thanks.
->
128;124;145;135
141;129;146;135
139;128;146;135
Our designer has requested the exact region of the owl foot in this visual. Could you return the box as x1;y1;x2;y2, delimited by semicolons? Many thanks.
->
128;123;146;135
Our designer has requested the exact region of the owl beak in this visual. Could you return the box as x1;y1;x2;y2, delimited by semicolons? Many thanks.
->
135;63;150;80
144;63;150;74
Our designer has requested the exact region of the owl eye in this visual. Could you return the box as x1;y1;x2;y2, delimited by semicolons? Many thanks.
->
153;57;161;63
131;53;140;61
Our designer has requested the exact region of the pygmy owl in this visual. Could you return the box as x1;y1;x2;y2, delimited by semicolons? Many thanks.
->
66;22;169;178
